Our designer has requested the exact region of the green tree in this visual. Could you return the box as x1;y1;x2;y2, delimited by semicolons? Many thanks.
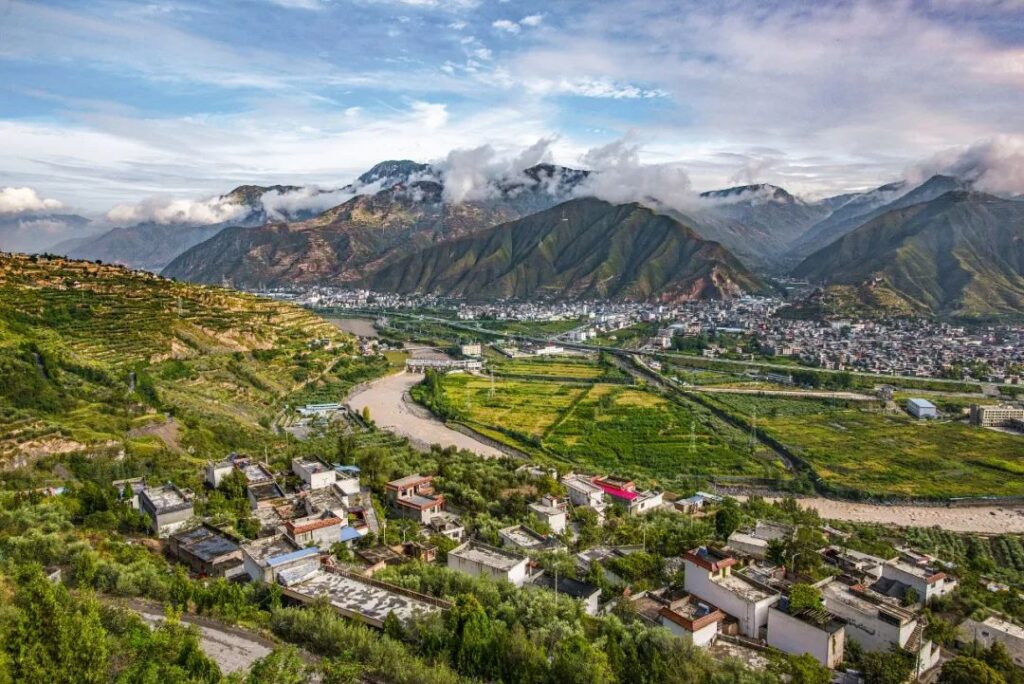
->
786;652;831;684
788;583;823;613
247;647;309;684
715;506;740;539
861;647;916;684
938;656;1006;684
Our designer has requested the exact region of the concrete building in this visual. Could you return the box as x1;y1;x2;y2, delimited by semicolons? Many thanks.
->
139;483;194;537
957;616;1024;669
970;404;1024;428
427;512;466;542
292;458;336;490
247;480;286;510
683;547;780;638
499;524;564;553
528;495;568;534
767;598;845;669
823;581;940;677
448;540;530;587
385;474;445;524
562;474;606;511
167;523;244;578
873;559;956;605
240;534;320;584
205;459;235;489
728;521;794;560
590;475;662;516
657;595;727;648
532;574;602;616
906;398;938;419
285;513;344;547
460;342;482;358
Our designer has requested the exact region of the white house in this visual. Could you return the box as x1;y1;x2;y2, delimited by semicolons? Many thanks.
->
448;541;530;587
906;398;938;419
528;495;568;534
683;547;780;638
957;616;1024;669
767;598;845;669
292;458;337;491
875;559;956;604
658;595;726;648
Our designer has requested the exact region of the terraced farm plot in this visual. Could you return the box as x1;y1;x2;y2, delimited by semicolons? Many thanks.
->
486;353;628;383
436;374;784;488
706;394;1024;499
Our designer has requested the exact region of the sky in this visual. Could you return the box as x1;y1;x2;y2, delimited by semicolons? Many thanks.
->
1;0;1024;219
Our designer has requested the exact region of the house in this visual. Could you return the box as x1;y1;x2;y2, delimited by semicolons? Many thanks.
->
460;342;482;358
427;512;466;542
205;459;235;489
332;466;361;497
285;513;344;547
727;521;793;560
240;534;321;584
167;523;245;579
247;480;286;510
820;546;888;580
872;559;956;604
562;473;606;509
528;495;568;534
139;483;194;537
292;457;336;491
674;491;722;515
683;547;781;638
448;540;530;587
590;475;662;516
823;581;940;676
532;574;602;616
112;477;146;510
499;524;564;553
767;596;845;668
906;398;937;419
385;474;445;524
957;616;1024;669
658;594;727;648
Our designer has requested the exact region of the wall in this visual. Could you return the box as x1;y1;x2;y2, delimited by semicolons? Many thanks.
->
683;561;778;638
767;608;844;669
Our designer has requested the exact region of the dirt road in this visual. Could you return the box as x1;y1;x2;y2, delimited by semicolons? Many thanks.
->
346;371;504;457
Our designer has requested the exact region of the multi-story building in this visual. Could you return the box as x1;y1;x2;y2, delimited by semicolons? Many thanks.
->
139;483;194;537
970;404;1024;428
683;547;780;639
767;597;846;668
292;457;337;491
385;474;445;524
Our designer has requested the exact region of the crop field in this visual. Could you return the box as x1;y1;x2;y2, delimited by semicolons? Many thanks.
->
705;393;1024;499
486;353;628;382
435;374;785;489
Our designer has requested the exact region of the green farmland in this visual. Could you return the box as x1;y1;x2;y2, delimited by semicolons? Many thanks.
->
703;393;1024;499
425;372;786;490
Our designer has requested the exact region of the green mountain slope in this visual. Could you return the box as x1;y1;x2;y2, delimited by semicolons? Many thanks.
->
367;197;764;302
0;254;372;464
792;191;1024;319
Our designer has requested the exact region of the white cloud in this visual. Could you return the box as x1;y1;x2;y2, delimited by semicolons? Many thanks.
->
259;186;356;220
0;187;65;215
105;195;248;225
492;19;520;34
526;77;666;99
906;136;1024;195
575;136;696;211
520;14;544;26
411;101;449;130
434;137;556;202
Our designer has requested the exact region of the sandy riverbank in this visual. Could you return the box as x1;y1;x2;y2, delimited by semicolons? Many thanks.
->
347;372;505;458
736;495;1024;534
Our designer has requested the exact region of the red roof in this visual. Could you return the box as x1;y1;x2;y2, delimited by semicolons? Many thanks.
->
684;548;737;572
591;477;638;501
287;517;342;535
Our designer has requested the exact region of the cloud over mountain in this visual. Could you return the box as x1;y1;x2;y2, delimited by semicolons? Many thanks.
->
0;187;64;215
906;136;1024;196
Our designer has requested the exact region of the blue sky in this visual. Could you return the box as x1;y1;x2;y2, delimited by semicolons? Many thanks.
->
1;0;1023;216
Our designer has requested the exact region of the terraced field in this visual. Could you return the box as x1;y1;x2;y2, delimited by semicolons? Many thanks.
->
0;254;378;466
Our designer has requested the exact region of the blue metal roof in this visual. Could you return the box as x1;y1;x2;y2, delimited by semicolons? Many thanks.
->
333;464;361;474
266;546;320;567
339;526;362;542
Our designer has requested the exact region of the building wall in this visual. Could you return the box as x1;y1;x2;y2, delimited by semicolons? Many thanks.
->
661;617;719;648
683;562;778;638
767;608;844;669
629;492;664;516
824;598;912;654
447;554;528;587
153;506;194;537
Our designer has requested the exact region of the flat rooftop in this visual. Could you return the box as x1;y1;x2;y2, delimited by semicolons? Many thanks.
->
289;570;443;624
500;525;547;549
451;542;526;571
387;474;431;489
713;571;776;602
822;581;914;624
240;535;299;565
249;481;285;502
142;484;190;512
172;525;239;561
294;458;331;474
239;462;273;483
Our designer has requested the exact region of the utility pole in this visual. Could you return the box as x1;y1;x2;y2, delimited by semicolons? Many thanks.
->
689;420;696;454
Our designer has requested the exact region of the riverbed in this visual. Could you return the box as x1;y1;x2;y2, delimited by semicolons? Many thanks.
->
346;371;505;458
326;316;379;338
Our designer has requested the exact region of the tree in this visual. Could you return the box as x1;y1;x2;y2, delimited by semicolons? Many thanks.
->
788;583;823;613
901;586;920;606
361;406;371;423
787;652;831;684
715;506;740;539
938;657;1006;684
861;647;916;684
247;647;309;684
383;611;405;642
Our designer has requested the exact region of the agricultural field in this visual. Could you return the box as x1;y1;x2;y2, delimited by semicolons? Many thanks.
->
432;373;786;490
0;254;387;466
705;393;1024;499
486;351;629;382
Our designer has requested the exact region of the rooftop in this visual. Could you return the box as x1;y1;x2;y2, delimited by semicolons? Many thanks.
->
294;458;332;474
386;474;433;490
887;559;947;584
287;569;446;625
659;595;727;632
286;516;343;535
774;596;845;634
533;574;600;599
684;546;738;573
240;534;301;565
239;462;273;484
450;541;527;571
821;581;915;625
141;483;191;513
397;493;443;509
248;481;285;502
500;525;553;550
171;525;239;561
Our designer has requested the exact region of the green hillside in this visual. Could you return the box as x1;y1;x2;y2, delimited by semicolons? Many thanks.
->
368;197;764;302
793;191;1024;319
0;254;374;465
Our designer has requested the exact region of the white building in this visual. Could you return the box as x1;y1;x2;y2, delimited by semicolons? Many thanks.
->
240;535;320;584
562;474;606;510
292;458;337;490
628;490;664;516
448;540;530;587
767;599;845;669
906;398;938;419
657;595;726;648
957;616;1024;669
460;342;482;358
876;559;956;604
683;547;780;638
528;495;568;534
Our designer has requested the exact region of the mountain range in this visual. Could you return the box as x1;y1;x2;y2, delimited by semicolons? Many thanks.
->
22;156;1024;318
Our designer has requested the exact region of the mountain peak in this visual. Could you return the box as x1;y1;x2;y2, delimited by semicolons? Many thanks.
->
357;160;431;186
700;184;796;203
222;184;301;207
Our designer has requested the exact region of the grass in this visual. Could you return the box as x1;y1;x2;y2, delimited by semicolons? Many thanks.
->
432;373;786;490
705;393;1024;499
485;351;628;382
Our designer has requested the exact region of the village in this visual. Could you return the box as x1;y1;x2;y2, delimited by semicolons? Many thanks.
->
108;445;1024;683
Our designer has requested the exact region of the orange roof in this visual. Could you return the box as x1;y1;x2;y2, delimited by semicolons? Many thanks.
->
287;517;342;535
